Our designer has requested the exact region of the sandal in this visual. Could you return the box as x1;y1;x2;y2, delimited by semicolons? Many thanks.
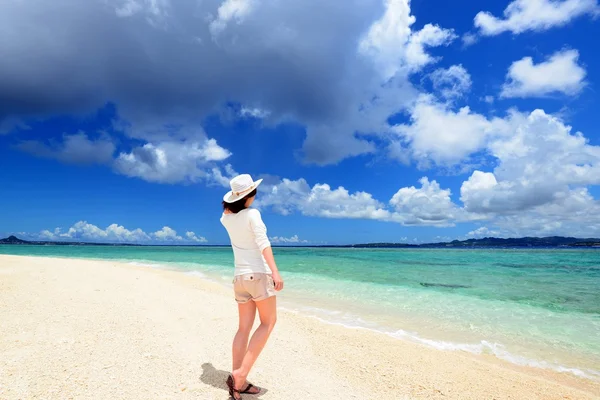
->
241;382;261;395
226;374;243;400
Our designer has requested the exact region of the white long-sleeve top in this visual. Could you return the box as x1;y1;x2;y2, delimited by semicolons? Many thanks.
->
220;208;272;276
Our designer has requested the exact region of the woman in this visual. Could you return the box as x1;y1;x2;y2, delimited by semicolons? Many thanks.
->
220;174;284;400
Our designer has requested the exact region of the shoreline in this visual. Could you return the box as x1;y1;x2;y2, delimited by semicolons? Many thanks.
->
121;256;600;381
3;252;600;379
1;254;599;399
4;239;600;249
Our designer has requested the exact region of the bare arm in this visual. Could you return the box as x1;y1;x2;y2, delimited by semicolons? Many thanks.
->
249;209;284;291
262;246;284;291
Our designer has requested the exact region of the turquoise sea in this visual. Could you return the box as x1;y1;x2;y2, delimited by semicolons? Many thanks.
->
1;245;599;380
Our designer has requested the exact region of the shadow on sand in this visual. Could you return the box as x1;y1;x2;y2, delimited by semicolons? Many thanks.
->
200;363;268;398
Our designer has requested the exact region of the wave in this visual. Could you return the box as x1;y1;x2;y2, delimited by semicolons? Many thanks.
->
185;270;207;278
122;258;600;381
126;261;168;269
279;305;600;381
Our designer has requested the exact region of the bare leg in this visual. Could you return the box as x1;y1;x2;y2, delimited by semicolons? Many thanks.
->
232;296;277;391
232;301;256;371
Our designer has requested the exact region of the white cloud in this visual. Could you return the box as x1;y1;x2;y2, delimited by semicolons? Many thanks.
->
186;231;208;243
489;188;600;237
501;49;586;98
17;132;115;165
386;140;412;165
269;235;308;244
461;109;600;216
382;103;600;235
428;65;472;100
259;178;391;220
114;138;231;183
452;109;600;237
393;95;511;167
359;0;456;79
301;0;453;166
153;226;183;241
105;223;152;242
115;0;143;17
208;164;239;188
358;0;415;79
483;95;494;104
42;221;151;242
15;128;234;186
467;227;500;238
461;32;478;47
36;221;206;243
113;0;171;28
63;222;110;240
389;177;459;226
1;0;456;168
209;0;256;38
258;176;460;226
240;107;270;119
404;23;457;71
40;228;61;240
474;0;599;36
269;105;600;236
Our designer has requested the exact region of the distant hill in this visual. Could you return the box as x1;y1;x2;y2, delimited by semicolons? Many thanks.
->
0;235;30;244
1;235;599;248
350;236;600;248
0;235;142;247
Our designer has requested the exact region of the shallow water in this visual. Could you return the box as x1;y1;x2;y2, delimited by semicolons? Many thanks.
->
2;245;599;379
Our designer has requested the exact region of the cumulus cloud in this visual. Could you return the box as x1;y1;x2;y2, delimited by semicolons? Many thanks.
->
113;138;231;183
392;95;512;168
152;226;183;241
404;24;457;70
269;235;308;244
474;0;599;36
428;65;472;101
489;188;600;237
41;221;151;242
467;226;500;238
389;177;460;226
186;231;208;243
259;106;600;235
359;0;456;79
501;49;587;98
0;0;455;167
207;164;239;188
258;178;391;220
257;176;459;226
39;228;64;240
392;100;600;229
17;132;115;165
209;0;256;38
461;32;478;47
461;109;600;214
36;221;205;243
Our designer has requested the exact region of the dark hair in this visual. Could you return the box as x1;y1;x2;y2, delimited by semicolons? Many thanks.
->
222;189;257;214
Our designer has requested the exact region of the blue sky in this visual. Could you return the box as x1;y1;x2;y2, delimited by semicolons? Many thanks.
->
1;0;600;245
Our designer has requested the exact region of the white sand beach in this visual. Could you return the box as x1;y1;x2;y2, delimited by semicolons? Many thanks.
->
1;255;598;399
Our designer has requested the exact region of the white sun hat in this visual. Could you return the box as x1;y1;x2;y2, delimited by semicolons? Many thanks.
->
223;174;264;203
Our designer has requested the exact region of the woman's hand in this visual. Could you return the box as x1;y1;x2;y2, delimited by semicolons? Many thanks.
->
272;271;284;291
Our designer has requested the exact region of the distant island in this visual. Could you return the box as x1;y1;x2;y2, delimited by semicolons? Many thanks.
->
347;236;600;248
0;235;142;247
1;235;599;248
